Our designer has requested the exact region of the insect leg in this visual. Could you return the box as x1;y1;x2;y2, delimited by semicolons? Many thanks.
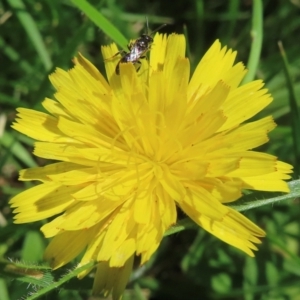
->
105;50;127;61
135;60;142;72
127;42;134;51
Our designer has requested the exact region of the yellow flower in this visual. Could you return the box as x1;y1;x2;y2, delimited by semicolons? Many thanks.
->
10;34;292;299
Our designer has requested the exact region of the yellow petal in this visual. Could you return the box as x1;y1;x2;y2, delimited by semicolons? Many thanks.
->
227;152;279;177
150;33;168;72
241;169;292;192
75;52;110;92
12;108;68;142
163;34;186;80
10;182;77;223
101;43;123;92
34;142;94;166
92;256;134;299
47;167;99;185
45;199;123;231
183;203;265;256
179;184;228;220
188;40;239;100
110;239;136;267
19;162;86;182
42;98;74;119
156;183;177;228
44;229;95;269
219;80;272;131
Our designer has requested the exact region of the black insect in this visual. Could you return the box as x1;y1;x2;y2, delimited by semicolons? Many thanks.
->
113;21;166;75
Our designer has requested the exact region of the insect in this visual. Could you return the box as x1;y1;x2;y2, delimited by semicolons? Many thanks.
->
113;21;166;75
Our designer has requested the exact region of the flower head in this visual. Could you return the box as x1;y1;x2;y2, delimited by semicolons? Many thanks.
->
10;34;292;299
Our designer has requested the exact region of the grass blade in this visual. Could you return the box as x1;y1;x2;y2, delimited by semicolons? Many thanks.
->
71;0;128;49
223;0;239;44
278;41;300;174
1;131;37;167
242;0;263;84
7;0;52;71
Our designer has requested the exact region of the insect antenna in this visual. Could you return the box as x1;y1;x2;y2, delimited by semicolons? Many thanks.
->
144;16;167;37
149;23;167;36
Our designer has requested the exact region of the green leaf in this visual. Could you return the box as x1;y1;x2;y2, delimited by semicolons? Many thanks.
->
265;261;279;285
25;261;96;300
1;259;96;300
181;230;205;272
21;231;45;262
211;272;231;293
267;233;300;265
0;259;53;288
0;279;9;300
133;283;147;300
243;256;258;286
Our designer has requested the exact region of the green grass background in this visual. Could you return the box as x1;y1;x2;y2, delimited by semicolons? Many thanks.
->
1;0;300;299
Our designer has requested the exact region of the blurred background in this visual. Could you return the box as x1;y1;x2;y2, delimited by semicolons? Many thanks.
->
1;0;300;299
